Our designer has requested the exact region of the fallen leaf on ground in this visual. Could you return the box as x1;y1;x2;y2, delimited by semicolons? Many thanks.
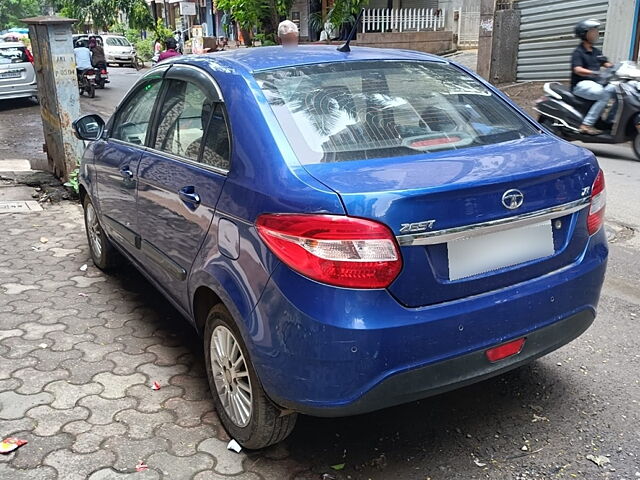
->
586;454;610;467
331;463;346;471
0;437;27;454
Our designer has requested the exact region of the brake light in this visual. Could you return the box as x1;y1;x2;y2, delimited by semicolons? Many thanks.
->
486;337;526;362
25;48;34;64
256;214;402;289
587;170;605;235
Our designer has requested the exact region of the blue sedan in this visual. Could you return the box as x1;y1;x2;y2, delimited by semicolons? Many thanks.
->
73;46;608;448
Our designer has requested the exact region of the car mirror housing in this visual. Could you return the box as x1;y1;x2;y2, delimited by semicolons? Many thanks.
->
73;114;106;141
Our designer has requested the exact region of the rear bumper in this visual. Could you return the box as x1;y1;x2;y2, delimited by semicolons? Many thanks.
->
276;309;593;417
0;83;37;100
245;229;607;417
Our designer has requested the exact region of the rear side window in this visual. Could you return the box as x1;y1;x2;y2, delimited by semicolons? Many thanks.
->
254;61;538;164
0;46;28;64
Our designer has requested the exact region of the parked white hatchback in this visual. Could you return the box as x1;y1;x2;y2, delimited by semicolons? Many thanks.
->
0;42;37;101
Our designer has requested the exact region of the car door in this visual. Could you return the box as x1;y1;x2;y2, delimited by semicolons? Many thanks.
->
95;69;166;256
136;65;231;307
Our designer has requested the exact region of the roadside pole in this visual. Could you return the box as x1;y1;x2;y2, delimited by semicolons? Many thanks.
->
22;16;83;181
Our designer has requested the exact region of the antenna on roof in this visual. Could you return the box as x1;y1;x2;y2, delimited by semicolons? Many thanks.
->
337;8;364;53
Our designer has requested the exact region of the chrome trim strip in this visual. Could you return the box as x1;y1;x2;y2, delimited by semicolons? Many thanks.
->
396;197;591;246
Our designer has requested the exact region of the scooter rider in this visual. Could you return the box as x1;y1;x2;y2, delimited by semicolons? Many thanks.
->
571;19;615;135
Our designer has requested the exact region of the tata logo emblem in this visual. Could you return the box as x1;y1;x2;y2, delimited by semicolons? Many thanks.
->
502;189;524;210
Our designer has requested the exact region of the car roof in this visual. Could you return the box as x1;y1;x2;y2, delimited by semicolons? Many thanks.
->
177;45;447;74
0;42;26;48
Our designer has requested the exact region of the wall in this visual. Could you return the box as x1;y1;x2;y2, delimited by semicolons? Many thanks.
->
516;0;609;81
603;0;637;62
355;30;453;53
439;0;481;31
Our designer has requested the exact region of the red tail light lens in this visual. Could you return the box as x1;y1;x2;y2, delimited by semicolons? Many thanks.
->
486;337;526;362
256;214;403;289
25;48;34;64
587;170;605;235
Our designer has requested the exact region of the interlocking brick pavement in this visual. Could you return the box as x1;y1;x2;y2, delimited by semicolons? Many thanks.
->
0;203;311;479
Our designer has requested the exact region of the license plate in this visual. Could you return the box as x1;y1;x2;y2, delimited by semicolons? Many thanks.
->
447;221;555;281
0;71;21;79
86;75;96;80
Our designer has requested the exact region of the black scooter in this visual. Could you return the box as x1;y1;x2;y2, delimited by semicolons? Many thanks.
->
535;62;640;160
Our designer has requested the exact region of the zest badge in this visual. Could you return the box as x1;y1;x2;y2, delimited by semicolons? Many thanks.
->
399;220;436;234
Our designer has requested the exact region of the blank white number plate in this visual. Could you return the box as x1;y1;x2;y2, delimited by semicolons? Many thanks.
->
447;220;555;281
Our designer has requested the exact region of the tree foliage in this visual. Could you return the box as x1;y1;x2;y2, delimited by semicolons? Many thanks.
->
0;0;44;29
58;0;153;33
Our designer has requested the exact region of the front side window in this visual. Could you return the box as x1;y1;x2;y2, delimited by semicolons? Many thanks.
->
111;80;162;145
153;80;216;163
255;61;538;164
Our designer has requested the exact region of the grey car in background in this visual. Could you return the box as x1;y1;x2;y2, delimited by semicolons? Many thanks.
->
0;42;37;101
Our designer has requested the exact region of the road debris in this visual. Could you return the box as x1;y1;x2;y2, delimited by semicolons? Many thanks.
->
80;264;88;271
227;439;242;453
135;461;148;472
78;292;89;297
0;437;27;454
472;456;487;467
586;454;610;468
532;414;549;423
151;381;161;390
39;237;48;243
321;474;336;480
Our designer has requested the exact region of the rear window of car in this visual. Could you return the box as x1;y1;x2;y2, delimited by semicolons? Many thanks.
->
254;61;539;164
0;46;28;64
106;37;130;47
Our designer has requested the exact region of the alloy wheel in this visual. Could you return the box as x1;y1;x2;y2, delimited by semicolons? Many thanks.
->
85;202;103;259
210;325;253;427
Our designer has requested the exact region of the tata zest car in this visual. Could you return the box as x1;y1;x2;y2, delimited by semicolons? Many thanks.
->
73;46;608;448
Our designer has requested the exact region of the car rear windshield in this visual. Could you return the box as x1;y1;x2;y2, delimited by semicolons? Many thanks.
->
254;61;539;164
0;46;28;64
106;37;130;46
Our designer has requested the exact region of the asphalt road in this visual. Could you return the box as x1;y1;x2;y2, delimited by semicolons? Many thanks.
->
0;69;638;479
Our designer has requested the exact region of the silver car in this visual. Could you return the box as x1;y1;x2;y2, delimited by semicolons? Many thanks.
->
0;42;37;101
102;35;136;67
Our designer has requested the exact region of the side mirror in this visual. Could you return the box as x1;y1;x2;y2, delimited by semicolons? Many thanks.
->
73;114;105;141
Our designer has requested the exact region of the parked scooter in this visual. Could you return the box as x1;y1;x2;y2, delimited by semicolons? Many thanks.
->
536;62;640;160
77;68;96;98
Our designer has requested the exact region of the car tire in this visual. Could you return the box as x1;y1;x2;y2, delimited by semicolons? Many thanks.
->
204;304;297;449
632;132;640;162
83;196;119;271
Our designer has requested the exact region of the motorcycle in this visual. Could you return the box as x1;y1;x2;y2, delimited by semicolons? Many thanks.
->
94;63;109;89
77;68;96;98
535;61;640;160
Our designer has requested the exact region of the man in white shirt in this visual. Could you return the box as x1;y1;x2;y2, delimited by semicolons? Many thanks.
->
74;39;93;72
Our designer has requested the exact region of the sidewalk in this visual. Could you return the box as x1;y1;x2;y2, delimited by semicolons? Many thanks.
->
0;198;312;479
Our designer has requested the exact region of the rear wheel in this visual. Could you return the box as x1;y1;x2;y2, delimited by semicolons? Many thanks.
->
87;84;95;98
633;132;640;161
83;196;120;271
204;304;297;449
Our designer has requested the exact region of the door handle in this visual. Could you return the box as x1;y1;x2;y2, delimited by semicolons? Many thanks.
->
179;186;201;209
119;166;133;179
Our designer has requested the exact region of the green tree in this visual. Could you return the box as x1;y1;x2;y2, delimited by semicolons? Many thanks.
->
0;0;44;29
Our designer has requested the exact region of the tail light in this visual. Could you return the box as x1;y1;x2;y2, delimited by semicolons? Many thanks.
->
256;214;403;289
101;69;107;74
25;48;34;64
587;170;605;235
